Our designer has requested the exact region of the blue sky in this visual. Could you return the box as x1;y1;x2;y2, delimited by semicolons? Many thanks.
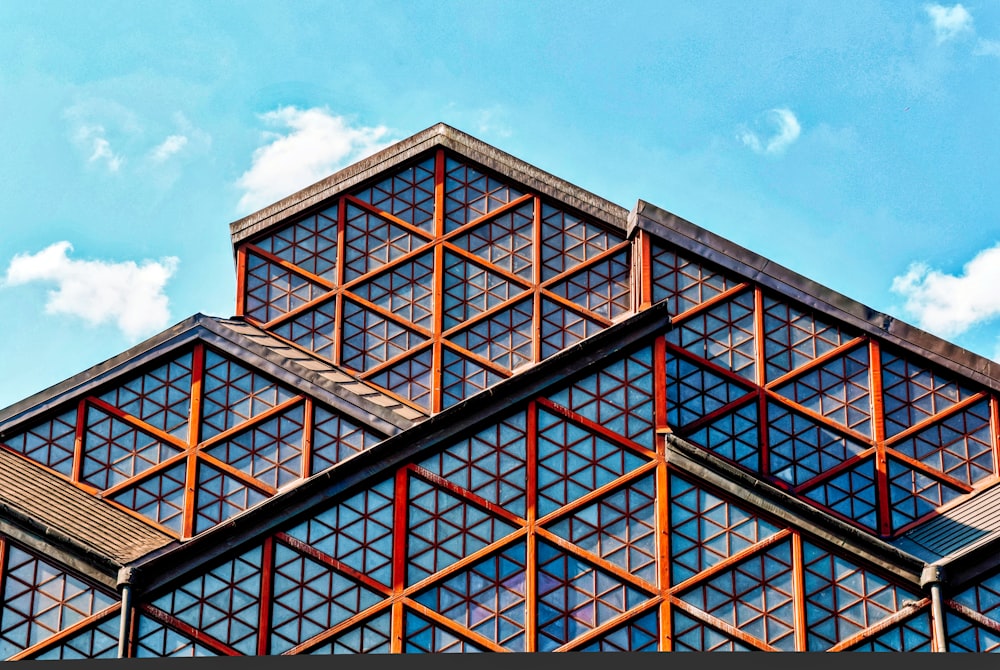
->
1;1;998;410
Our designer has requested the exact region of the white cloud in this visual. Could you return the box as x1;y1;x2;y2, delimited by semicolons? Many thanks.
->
3;241;180;341
75;125;124;172
150;134;189;162
925;3;974;44
738;108;801;155
974;38;1000;56
891;244;1000;338
235;107;396;215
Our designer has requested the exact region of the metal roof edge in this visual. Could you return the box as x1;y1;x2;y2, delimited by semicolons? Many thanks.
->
228;122;630;246
630;199;1000;393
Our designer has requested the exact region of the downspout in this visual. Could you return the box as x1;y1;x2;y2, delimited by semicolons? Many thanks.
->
116;566;137;659
921;563;947;652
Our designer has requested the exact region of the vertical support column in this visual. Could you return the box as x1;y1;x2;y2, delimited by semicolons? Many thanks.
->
390;467;410;653
791;533;808;651
655;458;671;651
430;149;446;414
182;344;205;540
257;536;275;656
869;339;891;537
753;287;770;477
634;229;653;312
234;245;248;318
301;398;314;478
524;400;538;652
990;394;1000;479
532;196;543;366
333;197;347;368
71;399;87;483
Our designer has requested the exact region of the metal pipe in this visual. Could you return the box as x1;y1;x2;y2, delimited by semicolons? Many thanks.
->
116;566;136;659
921;564;947;652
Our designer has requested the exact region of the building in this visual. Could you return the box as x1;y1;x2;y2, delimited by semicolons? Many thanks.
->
1;123;1000;658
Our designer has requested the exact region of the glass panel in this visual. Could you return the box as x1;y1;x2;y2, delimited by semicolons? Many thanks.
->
350;253;435;330
452;202;534;280
763;295;848;382
546;475;657;585
343;204;427;282
205;404;304;490
32;614;119;660
1;409;78;477
946;612;1000;652
890;399;994;487
548;249;631;320
664;354;752;430
677;540;796;650
668;473;782;584
150;545;263;655
671;610;753;651
547;346;655;450
250;207;338;281
0;545;116;659
269;543;383;654
666;290;756;382
82;407;182;490
536;408;649;517
767;402;868;486
686;402;760;472
412;543;527;651
887;459;965;532
442;252;525;330
444;157;523;232
340;301;425;374
540;203;623;281
271;299;337;361
406;475;517;585
194;463;270;534
848;612;932;652
953;570;1000;623
200;350;296;440
579;610;659;652
97;351;192;438
802;539;919;650
448;299;534;372
110;461;187;534
365;350;433;411
440;349;505;410
244;252;325;324
133;614;219;657
773;345;871;437
535;540;651;651
305;611;393;654
539;299;604;360
310;405;382;475
881;350;972;438
650;241;735;317
418;410;528;518
803;458;878;531
352;156;436;233
404;610;486;652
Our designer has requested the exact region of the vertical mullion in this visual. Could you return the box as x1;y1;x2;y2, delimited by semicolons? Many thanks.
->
791;532;808;651
869;339;891;537
656;458;671;650
753;287;770;476
390;467;409;653
990;394;1000;480
257;536;274;656
72;399;87;483
333;197;347;368
654;336;668;432
430;149;446;414
532;197;543;364
183;343;205;540
524;400;538;652
235;245;248;318
636;229;653;311
301;398;314;478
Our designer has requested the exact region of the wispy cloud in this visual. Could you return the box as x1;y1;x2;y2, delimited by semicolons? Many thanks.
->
235;108;396;215
75;125;124;172
925;3;974;44
2;241;179;341
150;134;189;163
738;108;801;155
974;38;1000;57
891;244;1000;340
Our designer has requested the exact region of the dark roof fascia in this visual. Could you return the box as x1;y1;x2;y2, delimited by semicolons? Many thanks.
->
126;299;673;595
0;314;414;440
229;122;630;247
630;200;1000;394
664;435;925;587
